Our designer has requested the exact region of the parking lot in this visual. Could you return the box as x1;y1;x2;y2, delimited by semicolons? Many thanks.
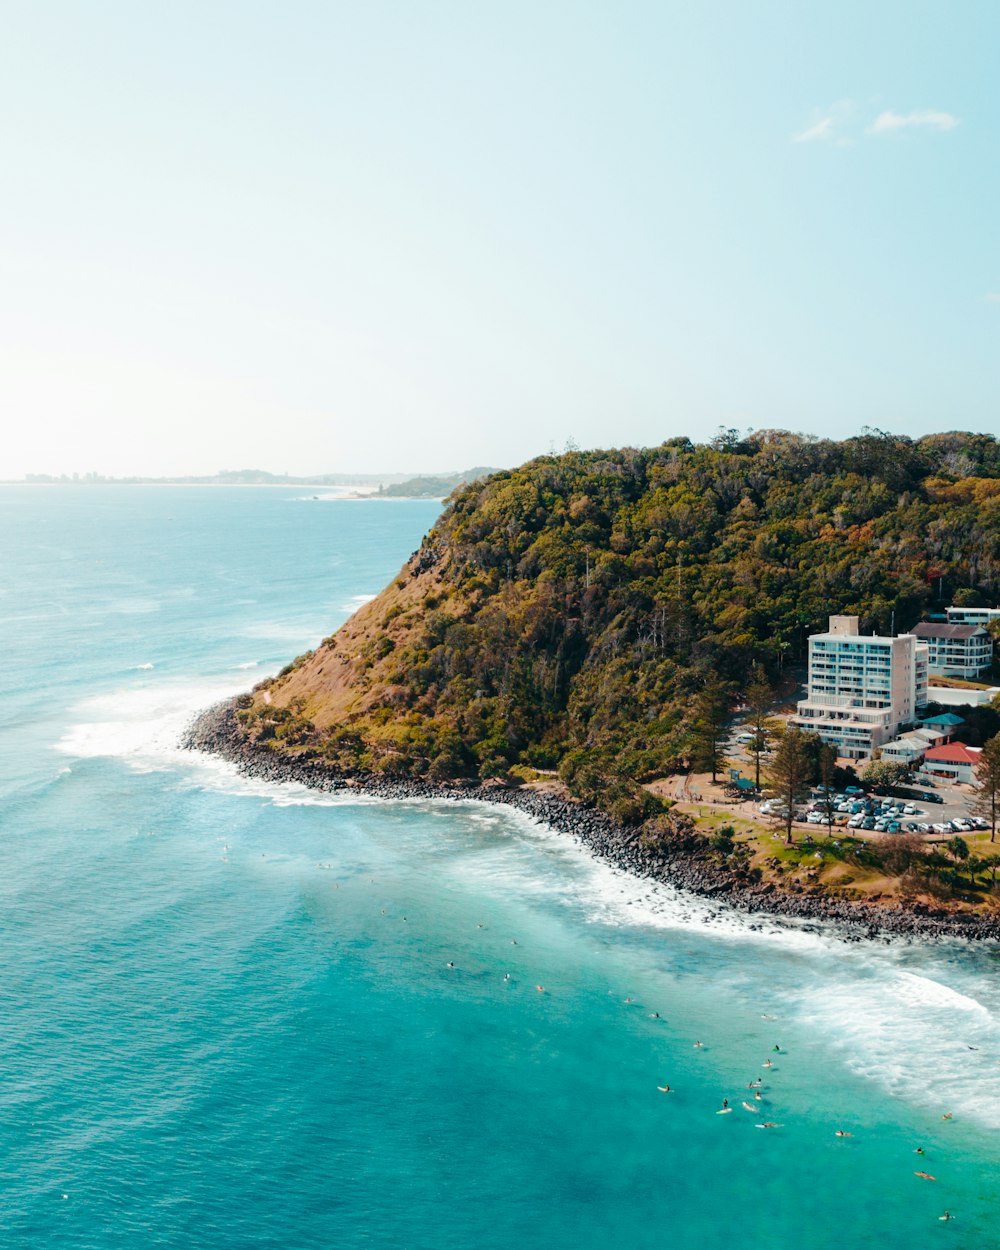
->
725;733;985;840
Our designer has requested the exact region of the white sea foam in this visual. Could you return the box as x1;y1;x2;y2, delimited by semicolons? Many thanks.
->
133;662;155;671
795;963;1000;1128
57;677;258;774
233;661;259;670
340;593;376;612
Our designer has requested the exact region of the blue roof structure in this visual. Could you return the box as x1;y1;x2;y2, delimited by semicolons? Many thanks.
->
921;712;965;726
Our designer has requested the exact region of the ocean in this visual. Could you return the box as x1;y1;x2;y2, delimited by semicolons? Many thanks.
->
1;485;997;1249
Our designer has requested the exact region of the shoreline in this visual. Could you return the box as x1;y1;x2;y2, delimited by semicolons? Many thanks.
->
183;699;1000;944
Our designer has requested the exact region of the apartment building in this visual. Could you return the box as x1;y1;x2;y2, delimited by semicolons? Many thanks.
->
793;615;929;760
911;622;993;679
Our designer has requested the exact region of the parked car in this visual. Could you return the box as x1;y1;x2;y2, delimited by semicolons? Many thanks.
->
844;786;864;795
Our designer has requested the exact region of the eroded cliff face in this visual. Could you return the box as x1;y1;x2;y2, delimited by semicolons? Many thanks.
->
256;550;455;729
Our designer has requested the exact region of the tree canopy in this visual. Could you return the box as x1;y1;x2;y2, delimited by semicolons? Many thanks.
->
242;429;1000;815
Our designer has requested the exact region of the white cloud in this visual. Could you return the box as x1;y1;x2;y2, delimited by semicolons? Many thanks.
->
868;109;959;135
793;116;835;143
984;293;1000;303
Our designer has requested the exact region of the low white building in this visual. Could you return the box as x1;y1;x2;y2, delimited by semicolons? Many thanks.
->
793;615;929;760
912;622;993;679
879;726;949;767
946;605;1000;627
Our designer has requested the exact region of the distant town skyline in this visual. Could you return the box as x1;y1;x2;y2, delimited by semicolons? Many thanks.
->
2;1;999;480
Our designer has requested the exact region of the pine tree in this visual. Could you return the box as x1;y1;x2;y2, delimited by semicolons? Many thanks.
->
971;735;1000;843
689;680;732;783
766;725;814;843
817;743;838;835
744;665;778;789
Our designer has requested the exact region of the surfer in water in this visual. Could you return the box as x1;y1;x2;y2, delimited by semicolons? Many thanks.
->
657;1085;672;1093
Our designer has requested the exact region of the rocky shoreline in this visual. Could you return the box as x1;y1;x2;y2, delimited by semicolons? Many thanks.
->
183;699;1000;944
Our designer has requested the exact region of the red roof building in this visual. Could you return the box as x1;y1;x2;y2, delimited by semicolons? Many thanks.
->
921;742;982;782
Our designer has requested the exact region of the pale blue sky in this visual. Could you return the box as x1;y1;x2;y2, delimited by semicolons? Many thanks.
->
1;1;997;477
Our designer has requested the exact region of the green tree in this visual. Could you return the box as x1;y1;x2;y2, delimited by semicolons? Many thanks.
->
971;734;1000;842
689;680;732;783
744;665;778;789
861;757;912;789
766;725;815;844
947;836;970;883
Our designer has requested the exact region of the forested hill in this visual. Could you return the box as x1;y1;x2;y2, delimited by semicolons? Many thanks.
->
237;430;1000;813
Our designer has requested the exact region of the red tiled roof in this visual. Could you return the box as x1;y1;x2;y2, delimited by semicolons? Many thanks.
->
923;743;982;765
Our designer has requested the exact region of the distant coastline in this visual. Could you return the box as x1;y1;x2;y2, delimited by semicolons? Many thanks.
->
184;698;1000;943
4;466;499;499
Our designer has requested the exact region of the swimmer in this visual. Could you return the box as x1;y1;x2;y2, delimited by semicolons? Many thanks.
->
939;1211;953;1222
772;1044;781;1052
756;1122;781;1129
915;1148;926;1156
914;1171;937;1181
446;962;455;968
536;985;545;993
763;1059;773;1069
941;1113;953;1121
503;973;510;981
624;997;634;1003
834;1131;853;1138
657;1085;673;1093
754;1091;762;1101
649;1012;660;1019
511;939;518;945
693;1041;704;1049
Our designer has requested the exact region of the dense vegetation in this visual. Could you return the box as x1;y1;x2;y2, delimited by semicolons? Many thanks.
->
240;429;1000;820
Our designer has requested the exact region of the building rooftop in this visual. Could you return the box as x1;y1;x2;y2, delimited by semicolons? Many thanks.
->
912;623;984;640
923;743;982;765
920;712;965;726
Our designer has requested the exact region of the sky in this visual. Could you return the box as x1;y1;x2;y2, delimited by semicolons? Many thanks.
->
1;0;998;478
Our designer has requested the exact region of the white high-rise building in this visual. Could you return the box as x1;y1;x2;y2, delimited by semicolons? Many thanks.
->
793;615;929;760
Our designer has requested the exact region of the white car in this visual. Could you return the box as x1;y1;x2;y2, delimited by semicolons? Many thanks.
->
806;812;825;824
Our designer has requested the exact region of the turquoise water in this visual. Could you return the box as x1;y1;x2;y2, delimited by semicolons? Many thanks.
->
1;486;997;1249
